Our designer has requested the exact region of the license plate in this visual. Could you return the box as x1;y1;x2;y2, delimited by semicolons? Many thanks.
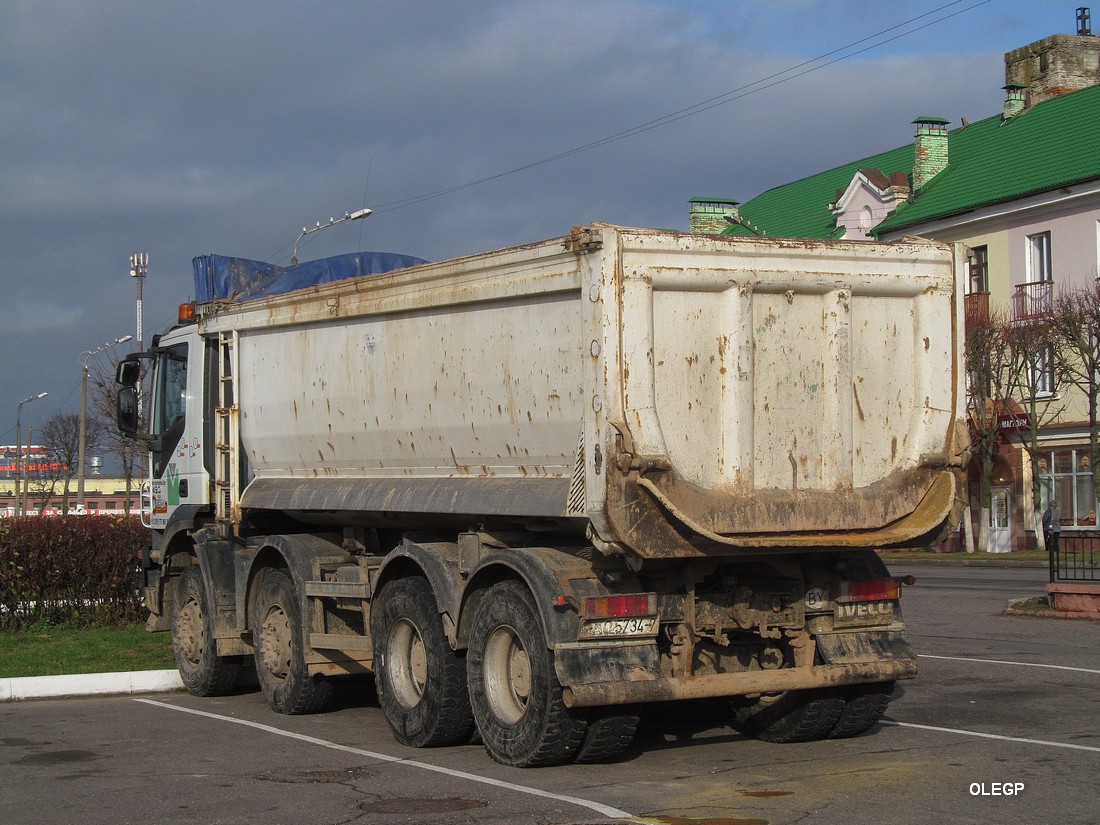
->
578;616;659;640
833;601;894;628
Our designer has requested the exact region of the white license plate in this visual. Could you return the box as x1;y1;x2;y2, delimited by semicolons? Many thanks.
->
578;616;659;640
834;600;894;628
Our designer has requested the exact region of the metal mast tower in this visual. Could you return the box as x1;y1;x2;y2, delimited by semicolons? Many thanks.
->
130;252;148;350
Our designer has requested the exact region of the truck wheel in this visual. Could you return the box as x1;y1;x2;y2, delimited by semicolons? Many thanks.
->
372;577;474;747
829;682;894;738
172;565;240;696
575;709;640;762
731;689;844;743
254;568;333;714
467;581;587;767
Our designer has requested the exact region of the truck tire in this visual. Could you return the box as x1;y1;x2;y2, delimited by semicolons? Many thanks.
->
254;568;333;715
467;580;587;767
730;689;844;743
829;682;894;738
172;565;240;696
372;577;475;747
575;709;640;762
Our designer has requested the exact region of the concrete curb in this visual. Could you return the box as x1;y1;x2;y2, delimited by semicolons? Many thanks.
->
1005;596;1100;621
0;669;184;702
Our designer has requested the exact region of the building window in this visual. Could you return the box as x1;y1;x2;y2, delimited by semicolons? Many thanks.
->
1027;231;1052;282
1038;448;1098;528
1029;344;1056;396
968;245;989;294
105;501;116;509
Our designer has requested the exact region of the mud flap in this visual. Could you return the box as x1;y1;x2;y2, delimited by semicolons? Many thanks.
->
554;641;662;688
814;630;917;665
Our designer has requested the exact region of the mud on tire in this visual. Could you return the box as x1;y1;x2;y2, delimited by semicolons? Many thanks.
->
253;568;333;714
172;564;240;697
467;580;587;767
372;577;474;747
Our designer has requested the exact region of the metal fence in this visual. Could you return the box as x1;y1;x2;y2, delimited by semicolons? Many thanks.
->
1049;531;1100;583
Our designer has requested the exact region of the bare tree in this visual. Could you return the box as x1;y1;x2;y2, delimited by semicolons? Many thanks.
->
1001;312;1068;546
39;411;102;514
964;305;1022;552
23;439;60;514
1053;280;1100;504
87;356;146;514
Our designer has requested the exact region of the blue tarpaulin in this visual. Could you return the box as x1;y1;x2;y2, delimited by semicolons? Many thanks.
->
192;251;428;303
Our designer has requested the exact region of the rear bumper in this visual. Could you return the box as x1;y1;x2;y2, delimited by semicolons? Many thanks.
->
561;658;917;708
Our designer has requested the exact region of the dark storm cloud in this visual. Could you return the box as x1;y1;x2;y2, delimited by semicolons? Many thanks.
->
0;1;1069;443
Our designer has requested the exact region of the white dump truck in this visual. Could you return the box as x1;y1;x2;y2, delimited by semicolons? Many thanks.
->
117;224;967;766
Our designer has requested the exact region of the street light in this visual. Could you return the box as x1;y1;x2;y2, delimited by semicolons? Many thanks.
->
78;335;133;510
14;392;48;518
290;208;372;265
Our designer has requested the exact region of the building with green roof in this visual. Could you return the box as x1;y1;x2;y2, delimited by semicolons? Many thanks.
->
691;26;1100;555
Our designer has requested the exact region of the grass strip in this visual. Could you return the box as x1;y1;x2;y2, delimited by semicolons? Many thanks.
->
879;549;1048;563
0;624;176;678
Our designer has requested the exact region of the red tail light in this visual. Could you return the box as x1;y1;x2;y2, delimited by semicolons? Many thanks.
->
581;593;657;619
843;576;915;603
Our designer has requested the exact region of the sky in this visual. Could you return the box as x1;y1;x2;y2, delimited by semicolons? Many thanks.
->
0;0;1082;457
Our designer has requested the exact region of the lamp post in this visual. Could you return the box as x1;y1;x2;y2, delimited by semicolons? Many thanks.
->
290;208;372;265
14;392;47;518
78;336;132;510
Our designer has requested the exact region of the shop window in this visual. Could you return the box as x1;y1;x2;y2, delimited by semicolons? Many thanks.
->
1038;447;1098;527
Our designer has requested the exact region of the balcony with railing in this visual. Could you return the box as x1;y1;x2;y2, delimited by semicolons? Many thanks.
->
1012;280;1053;322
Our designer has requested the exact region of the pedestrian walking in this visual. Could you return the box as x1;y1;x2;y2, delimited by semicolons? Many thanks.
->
1043;500;1062;553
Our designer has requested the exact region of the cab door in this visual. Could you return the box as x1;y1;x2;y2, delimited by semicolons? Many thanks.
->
147;327;209;529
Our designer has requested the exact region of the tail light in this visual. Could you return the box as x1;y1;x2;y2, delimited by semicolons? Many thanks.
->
581;593;657;619
841;575;915;603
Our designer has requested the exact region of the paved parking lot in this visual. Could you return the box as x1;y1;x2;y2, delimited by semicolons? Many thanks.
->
3;564;1098;825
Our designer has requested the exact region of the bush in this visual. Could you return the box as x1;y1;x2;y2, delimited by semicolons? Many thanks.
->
0;516;148;630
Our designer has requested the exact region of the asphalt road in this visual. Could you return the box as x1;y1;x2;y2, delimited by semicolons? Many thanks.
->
3;564;1098;825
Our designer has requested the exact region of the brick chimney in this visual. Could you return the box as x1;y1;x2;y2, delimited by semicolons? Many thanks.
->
689;198;740;234
911;116;950;190
1004;32;1100;107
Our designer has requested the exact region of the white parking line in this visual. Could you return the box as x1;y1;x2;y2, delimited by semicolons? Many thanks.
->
882;720;1100;754
134;698;634;820
919;654;1100;675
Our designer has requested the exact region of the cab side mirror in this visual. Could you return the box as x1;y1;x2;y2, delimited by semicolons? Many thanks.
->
116;359;141;387
117;386;139;435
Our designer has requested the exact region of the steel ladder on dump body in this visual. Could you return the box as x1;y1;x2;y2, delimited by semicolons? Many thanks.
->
214;331;241;531
214;329;376;665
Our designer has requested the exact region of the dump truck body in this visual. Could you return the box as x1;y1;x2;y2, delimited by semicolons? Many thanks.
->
118;224;966;766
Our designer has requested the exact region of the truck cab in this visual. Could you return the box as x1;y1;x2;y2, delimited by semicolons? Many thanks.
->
117;320;211;559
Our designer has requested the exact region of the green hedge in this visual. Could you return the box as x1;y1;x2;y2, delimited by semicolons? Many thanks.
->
0;516;148;630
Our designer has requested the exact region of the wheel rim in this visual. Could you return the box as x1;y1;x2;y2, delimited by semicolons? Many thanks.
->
483;624;531;725
259;603;293;683
388;618;428;708
176;596;204;667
